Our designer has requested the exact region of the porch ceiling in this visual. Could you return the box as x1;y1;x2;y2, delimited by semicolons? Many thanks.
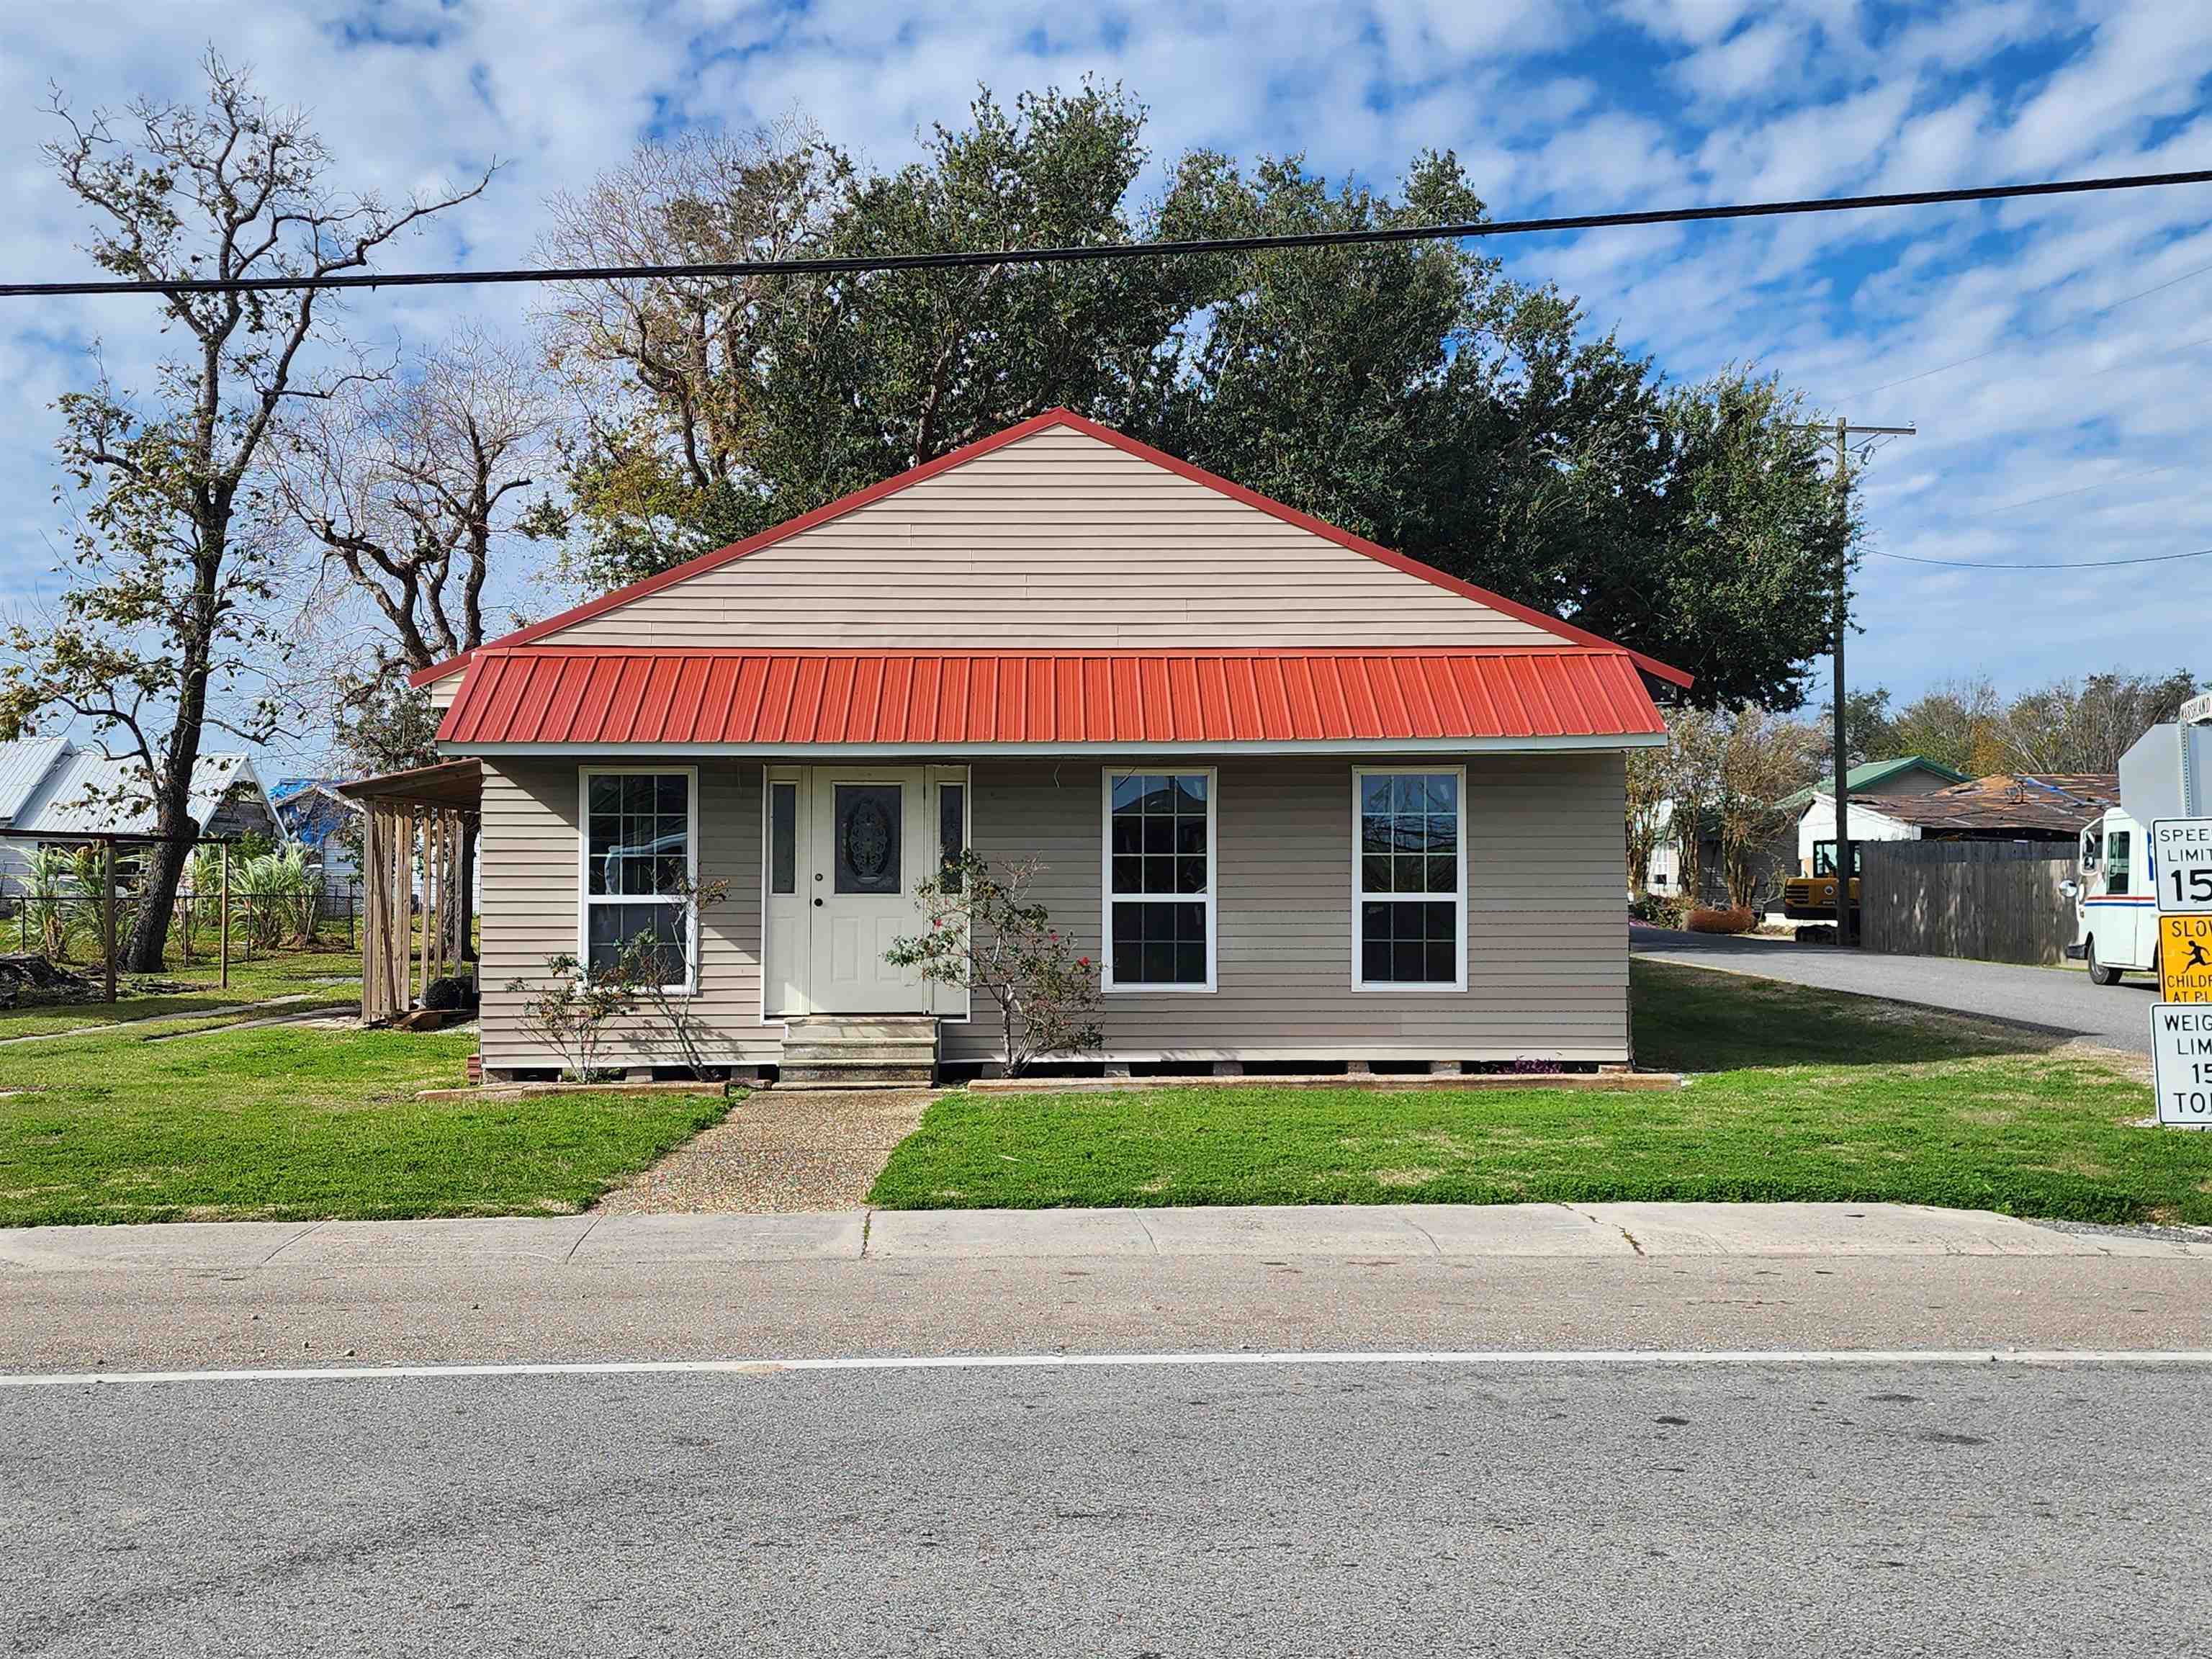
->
434;647;1668;755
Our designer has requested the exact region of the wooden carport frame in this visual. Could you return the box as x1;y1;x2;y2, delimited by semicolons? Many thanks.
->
338;760;482;1025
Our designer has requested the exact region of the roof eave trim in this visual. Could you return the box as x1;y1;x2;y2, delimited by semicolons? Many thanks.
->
444;734;1666;760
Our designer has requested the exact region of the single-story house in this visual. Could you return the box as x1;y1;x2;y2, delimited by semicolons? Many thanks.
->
1644;756;1966;912
0;739;279;888
1799;770;2119;873
1787;755;1970;878
406;409;1688;1081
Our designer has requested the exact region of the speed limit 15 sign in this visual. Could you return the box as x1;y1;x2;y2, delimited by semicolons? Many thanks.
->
2151;819;2212;913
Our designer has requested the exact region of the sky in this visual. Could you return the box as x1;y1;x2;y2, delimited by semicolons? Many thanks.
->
2;0;2209;776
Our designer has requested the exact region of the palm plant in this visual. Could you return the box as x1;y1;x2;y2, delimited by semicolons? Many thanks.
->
20;849;77;961
233;843;313;950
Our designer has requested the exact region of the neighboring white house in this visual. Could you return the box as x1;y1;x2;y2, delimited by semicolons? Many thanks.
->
1784;756;1970;879
1794;793;1925;879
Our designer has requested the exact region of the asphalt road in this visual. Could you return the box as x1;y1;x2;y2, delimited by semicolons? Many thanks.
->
1631;924;2157;1053
5;1357;2206;1657
9;1246;2212;1374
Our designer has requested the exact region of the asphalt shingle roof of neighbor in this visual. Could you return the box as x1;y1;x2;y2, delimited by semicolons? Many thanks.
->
1869;772;2121;835
1773;755;1969;811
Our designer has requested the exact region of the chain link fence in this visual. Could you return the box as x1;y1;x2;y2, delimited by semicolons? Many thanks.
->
0;878;363;970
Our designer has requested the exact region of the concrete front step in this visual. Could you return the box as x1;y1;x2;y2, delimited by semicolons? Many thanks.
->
780;1015;940;1086
785;1017;938;1039
777;1064;936;1089
782;1042;938;1066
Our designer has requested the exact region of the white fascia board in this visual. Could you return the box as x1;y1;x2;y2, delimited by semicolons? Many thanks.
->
446;734;1666;760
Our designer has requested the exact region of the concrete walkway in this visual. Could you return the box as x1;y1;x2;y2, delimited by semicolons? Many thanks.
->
594;1087;930;1214
3;1202;2206;1273
1632;923;2156;1052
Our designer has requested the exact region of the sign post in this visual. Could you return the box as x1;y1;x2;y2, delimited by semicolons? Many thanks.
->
2147;817;2212;1126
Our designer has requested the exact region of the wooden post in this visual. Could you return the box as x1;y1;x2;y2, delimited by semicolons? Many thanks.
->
102;838;117;1004
219;842;230;990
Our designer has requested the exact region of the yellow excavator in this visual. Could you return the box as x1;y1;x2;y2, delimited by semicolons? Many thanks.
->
1781;840;1858;921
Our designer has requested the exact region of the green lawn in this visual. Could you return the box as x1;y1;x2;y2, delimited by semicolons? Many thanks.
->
871;961;2211;1225
0;1020;729;1227
0;943;367;1038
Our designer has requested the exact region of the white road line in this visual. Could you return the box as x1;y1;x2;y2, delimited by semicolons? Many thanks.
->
4;1349;2212;1389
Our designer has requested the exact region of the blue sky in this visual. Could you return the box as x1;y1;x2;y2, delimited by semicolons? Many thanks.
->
2;0;2209;775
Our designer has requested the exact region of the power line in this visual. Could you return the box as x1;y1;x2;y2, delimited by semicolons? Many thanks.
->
1959;459;2185;518
1868;544;2212;570
6;168;2212;300
1845;256;2212;399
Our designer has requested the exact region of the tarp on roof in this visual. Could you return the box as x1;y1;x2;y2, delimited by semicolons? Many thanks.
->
436;647;1669;752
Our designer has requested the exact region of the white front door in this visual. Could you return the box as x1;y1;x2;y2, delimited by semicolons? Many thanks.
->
807;768;931;1013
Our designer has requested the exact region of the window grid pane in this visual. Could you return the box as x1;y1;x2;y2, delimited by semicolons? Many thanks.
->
1110;899;1208;986
1107;773;1210;986
1110;773;1208;898
585;773;691;984
1357;773;1461;986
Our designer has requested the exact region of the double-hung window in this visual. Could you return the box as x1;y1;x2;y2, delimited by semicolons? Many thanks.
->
580;768;697;990
1353;767;1465;989
1102;770;1215;991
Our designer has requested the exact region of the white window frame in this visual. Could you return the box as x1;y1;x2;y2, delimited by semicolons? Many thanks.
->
577;765;701;994
1100;765;1218;994
1351;764;1467;993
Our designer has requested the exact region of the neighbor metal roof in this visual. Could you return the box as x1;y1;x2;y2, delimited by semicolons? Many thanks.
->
436;647;1669;752
7;750;261;839
1776;755;1969;811
0;737;70;823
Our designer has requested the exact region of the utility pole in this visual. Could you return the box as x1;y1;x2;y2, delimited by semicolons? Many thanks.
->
1822;418;1915;946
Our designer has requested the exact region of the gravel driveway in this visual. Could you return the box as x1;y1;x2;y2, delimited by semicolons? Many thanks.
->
1632;924;2157;1053
595;1088;932;1214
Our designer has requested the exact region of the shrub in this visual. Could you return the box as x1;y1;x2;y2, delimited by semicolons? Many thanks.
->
886;850;1102;1076
1629;892;1689;929
1686;904;1758;935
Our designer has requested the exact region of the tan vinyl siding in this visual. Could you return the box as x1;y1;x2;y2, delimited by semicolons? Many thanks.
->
478;757;781;1071
424;672;463;711
943;752;1630;1065
532;426;1565;651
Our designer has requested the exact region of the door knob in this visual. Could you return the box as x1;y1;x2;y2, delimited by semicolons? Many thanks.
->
813;897;823;907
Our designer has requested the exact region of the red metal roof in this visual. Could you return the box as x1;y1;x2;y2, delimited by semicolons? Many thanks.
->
410;409;1692;691
436;647;1668;750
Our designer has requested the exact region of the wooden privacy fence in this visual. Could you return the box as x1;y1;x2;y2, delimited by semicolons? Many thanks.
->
1860;840;2080;966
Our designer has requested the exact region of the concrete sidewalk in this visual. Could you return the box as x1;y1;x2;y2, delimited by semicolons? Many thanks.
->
2;1202;2206;1272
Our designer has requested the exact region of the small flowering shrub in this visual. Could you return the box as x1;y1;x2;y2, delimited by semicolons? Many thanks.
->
885;850;1104;1076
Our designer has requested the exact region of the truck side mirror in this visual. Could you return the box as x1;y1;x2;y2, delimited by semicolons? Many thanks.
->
2059;878;2080;901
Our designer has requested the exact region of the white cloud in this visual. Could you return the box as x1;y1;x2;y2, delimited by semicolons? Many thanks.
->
1;0;2209;763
